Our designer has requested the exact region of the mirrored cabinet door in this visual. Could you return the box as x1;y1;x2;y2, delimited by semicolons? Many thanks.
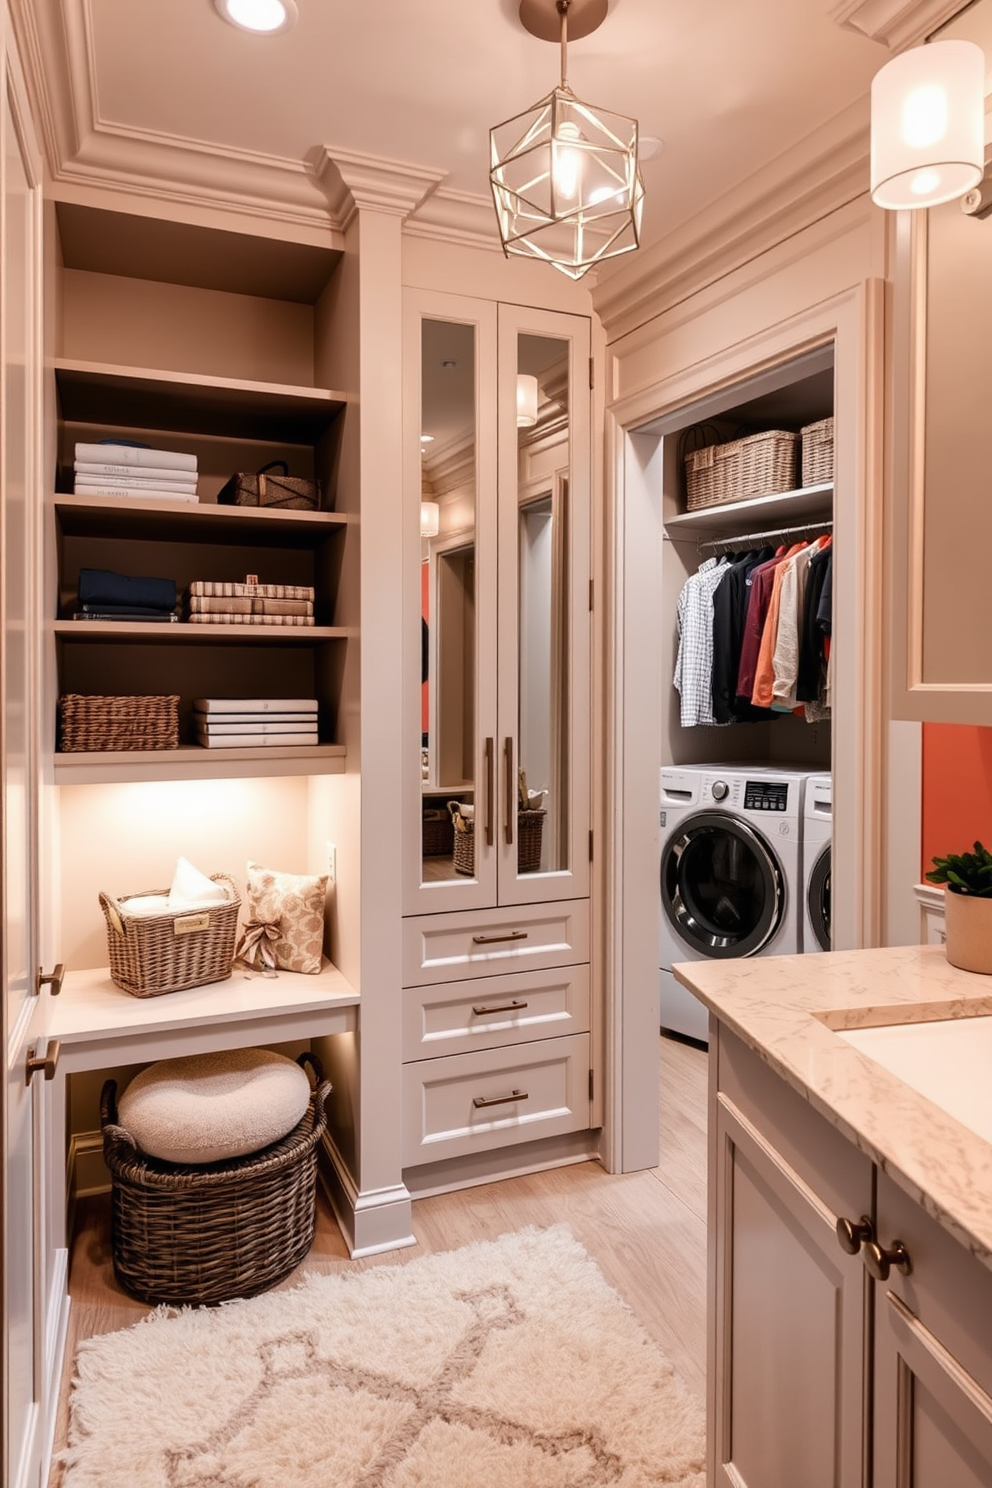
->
497;303;591;905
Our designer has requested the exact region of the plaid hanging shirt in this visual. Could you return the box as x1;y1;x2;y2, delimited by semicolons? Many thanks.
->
674;557;732;727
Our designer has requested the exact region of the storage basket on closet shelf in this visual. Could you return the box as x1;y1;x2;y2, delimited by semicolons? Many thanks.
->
449;801;546;875
683;429;799;511
99;874;240;997
800;417;834;486
422;807;455;856
58;693;180;752
100;1051;330;1306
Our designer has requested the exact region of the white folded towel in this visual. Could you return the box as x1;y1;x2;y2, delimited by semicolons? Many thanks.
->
167;857;231;910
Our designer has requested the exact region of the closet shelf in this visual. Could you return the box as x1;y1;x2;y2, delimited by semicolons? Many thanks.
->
665;482;832;539
53;621;351;645
51;494;354;545
52;742;347;786
53;358;347;442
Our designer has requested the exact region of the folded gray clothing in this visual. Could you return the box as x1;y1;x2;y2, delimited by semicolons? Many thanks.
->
77;568;177;610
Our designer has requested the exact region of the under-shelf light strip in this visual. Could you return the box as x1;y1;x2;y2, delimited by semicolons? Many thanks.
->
697;518;833;554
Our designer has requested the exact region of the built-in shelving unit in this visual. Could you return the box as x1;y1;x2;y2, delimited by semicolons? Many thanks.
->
663;481;833;539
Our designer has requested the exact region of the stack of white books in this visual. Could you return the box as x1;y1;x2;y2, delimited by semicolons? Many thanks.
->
192;697;320;748
73;443;199;502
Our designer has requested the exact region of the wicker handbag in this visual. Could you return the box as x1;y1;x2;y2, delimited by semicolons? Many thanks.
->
217;459;321;511
101;1051;331;1306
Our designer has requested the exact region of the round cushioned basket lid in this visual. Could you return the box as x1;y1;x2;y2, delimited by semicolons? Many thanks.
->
118;1048;311;1165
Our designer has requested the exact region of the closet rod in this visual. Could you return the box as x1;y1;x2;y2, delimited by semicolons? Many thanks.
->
698;517;833;553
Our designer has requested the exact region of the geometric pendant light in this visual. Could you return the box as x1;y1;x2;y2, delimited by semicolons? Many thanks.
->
870;39;986;210
490;0;644;279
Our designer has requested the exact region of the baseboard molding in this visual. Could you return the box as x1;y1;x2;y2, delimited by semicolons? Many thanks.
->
319;1131;415;1259
67;1130;109;1236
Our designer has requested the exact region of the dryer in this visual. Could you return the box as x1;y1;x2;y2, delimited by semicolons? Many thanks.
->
659;763;808;1043
803;773;832;953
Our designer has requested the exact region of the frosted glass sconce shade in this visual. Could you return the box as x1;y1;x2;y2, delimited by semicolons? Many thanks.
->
870;39;986;210
517;374;539;427
420;500;440;538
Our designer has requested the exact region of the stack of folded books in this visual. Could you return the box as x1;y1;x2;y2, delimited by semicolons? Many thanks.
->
72;442;198;502
186;580;315;626
73;567;178;623
192;698;320;748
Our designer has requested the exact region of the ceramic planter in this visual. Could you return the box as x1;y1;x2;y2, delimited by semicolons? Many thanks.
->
943;890;992;975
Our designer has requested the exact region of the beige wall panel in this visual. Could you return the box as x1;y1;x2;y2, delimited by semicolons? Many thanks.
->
60;268;316;387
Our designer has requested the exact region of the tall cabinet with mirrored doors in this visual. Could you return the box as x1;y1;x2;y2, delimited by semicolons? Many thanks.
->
401;289;597;1187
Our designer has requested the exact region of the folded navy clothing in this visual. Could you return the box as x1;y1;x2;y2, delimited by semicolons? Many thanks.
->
77;568;177;610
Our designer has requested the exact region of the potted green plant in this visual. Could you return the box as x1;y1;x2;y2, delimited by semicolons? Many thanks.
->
925;841;992;973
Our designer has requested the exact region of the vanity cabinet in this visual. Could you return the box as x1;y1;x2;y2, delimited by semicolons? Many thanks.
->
711;1022;992;1488
400;288;595;1180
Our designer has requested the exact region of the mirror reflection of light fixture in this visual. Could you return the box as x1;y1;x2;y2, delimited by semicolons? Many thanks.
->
420;500;440;538
517;374;539;427
870;39;985;210
490;0;644;279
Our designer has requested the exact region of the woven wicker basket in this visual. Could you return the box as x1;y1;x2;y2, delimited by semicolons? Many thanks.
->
101;1052;330;1306
451;808;546;875
801;417;834;486
59;693;180;752
423;808;455;856
99;875;240;997
684;430;799;511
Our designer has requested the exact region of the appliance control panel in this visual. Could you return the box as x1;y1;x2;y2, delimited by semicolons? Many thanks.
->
744;780;789;812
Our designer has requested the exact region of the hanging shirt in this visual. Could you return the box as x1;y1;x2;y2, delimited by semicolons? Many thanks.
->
771;539;827;711
674;557;731;727
796;542;833;704
711;547;774;724
749;545;807;708
735;547;792;704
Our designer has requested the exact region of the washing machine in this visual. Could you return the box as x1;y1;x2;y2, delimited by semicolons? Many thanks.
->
659;764;808;1043
803;773;832;953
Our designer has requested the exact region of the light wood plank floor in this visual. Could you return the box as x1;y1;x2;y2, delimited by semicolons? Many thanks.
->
48;1033;707;1484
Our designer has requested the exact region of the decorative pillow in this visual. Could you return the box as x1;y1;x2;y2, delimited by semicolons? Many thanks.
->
243;860;327;974
118;1049;311;1164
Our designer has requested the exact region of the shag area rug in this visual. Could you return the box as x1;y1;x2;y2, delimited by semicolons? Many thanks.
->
61;1224;705;1487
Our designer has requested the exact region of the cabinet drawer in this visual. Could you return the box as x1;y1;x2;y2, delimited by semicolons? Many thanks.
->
402;899;590;986
402;1033;591;1167
402;965;590;1062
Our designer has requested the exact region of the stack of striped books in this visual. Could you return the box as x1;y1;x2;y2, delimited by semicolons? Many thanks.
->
192;698;320;748
186;580;315;626
73;442;198;502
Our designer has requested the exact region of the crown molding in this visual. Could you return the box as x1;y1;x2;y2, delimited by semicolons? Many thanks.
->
831;0;973;49
592;100;873;341
405;187;504;252
312;148;446;231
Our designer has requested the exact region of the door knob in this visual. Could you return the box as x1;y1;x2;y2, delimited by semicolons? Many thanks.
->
863;1238;912;1281
836;1215;874;1255
26;1039;61;1086
37;963;65;996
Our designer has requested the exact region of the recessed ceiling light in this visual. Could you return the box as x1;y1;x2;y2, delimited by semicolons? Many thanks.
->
214;0;298;35
639;136;664;162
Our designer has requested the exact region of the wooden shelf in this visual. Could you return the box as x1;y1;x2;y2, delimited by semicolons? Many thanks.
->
53;358;347;442
52;742;347;785
51;493;353;545
664;483;833;539
53;620;351;646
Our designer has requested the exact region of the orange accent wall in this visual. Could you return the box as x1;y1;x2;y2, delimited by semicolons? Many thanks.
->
921;723;992;876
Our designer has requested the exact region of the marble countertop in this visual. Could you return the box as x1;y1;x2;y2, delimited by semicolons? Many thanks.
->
673;944;992;1270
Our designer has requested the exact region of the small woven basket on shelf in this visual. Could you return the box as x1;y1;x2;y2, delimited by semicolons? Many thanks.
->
422;807;455;856
800;417;834;486
59;693;180;752
101;1052;331;1306
450;804;546;876
99;875;240;997
684;429;799;511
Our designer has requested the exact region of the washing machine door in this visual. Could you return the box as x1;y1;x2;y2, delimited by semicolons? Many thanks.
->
807;843;831;951
662;811;784;958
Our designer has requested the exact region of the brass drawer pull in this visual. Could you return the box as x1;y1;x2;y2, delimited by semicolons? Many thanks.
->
472;998;529;1016
472;930;529;945
26;1039;61;1086
473;1088;528;1109
484;736;495;847
504;737;515;845
37;962;65;996
863;1238;912;1282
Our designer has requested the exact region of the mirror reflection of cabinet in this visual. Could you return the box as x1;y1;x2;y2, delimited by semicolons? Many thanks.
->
403;291;591;916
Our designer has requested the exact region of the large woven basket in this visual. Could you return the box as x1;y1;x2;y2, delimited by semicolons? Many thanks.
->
684;430;799;511
99;875;240;997
101;1052;331;1306
451;807;546;875
423;807;455;856
800;417;834;486
59;693;180;752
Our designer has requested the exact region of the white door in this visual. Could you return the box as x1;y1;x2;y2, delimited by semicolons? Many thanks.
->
2;10;49;1485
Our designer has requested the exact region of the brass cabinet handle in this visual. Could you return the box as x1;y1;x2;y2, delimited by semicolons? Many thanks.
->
836;1215;874;1255
26;1039;61;1086
472;1088;528;1109
484;736;495;847
504;737;514;845
863;1238;912;1281
472;998;529;1016
471;930;528;945
37;963;65;997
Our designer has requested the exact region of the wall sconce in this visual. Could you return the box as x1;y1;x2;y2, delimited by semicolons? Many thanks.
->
420;500;440;538
517;374;539;427
870;39;986;210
